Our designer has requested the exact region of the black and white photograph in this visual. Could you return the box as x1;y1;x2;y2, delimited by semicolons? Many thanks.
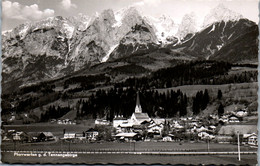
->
1;0;259;164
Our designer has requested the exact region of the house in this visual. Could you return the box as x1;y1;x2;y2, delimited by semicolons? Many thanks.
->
243;133;258;146
38;132;55;141
198;132;215;140
86;128;99;141
209;126;216;132
132;125;143;133
12;132;28;142
172;121;184;129
75;133;86;140
113;116;128;128
58;119;76;125
27;132;40;142
228;116;239;123
248;134;258;146
64;133;76;139
95;119;110;125
118;123;134;133
152;118;165;125
196;125;208;133
163;136;172;142
148;124;163;134
115;132;140;142
130;91;150;125
236;110;248;117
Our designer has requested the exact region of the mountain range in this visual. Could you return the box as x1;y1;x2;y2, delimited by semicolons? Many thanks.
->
1;4;258;94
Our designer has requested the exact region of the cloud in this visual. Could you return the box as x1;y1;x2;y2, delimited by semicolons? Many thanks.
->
60;0;77;10
2;1;55;21
133;0;162;7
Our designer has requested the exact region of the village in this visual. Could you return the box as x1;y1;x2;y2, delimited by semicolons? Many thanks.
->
2;92;258;148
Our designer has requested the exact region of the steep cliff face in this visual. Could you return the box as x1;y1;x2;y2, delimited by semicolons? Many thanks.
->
109;21;159;60
176;12;198;41
172;19;257;61
2;16;75;88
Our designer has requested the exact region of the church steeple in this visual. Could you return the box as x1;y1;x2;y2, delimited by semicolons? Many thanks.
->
135;91;142;113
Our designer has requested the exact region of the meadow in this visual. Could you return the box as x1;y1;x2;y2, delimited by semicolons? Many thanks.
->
2;152;257;165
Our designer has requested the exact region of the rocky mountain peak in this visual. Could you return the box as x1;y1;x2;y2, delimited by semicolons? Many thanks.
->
100;9;116;22
203;3;243;27
68;13;90;31
176;12;198;40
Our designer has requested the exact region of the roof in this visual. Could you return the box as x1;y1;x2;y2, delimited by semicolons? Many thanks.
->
140;120;150;125
27;132;40;137
152;118;165;124
119;123;133;128
218;125;257;135
86;128;98;132
41;132;54;137
114;117;127;120
64;133;75;136
133;125;142;129
243;133;257;138
230;117;238;120
115;133;137;137
133;113;150;119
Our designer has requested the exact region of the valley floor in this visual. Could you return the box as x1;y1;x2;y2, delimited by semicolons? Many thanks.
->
1;141;257;164
1;150;257;165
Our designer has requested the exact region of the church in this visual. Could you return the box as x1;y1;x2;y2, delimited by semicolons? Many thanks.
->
130;91;150;125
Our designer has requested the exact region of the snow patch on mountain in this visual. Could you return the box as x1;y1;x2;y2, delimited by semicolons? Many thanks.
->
208;24;215;34
101;44;119;62
216;44;224;50
145;15;178;44
112;9;124;27
63;23;75;39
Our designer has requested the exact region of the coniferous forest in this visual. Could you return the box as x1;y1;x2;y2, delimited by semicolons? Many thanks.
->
1;60;257;123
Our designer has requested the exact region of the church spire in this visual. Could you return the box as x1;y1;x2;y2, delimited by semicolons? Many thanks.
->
135;91;142;113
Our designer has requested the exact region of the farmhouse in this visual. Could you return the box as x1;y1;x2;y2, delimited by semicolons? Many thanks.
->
248;134;258;146
113;116;128;128
163;136;172;142
27;132;40;142
95;119;110;125
64;133;76;139
38;132;55;141
243;133;258;146
228;116;240;123
12;131;28;142
86;128;99;141
115;132;140;142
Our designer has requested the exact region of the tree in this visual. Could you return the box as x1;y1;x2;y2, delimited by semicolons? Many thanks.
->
218;103;224;116
201;89;209;110
217;90;222;100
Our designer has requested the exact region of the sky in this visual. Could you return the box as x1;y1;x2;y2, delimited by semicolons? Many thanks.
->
2;0;259;31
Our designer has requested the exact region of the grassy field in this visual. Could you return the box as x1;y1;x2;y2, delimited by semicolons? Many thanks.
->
2;141;257;152
1;152;257;165
2;122;95;138
156;82;258;99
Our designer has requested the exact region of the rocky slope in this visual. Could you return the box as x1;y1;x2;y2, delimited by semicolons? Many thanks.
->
172;19;258;61
2;5;258;94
